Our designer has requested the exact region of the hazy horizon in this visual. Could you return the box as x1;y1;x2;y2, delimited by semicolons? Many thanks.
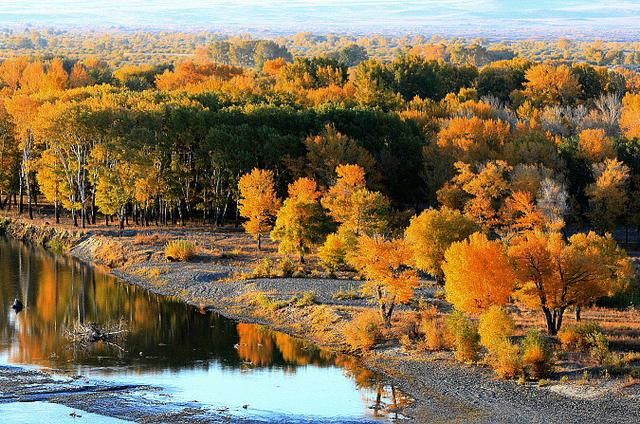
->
0;1;639;38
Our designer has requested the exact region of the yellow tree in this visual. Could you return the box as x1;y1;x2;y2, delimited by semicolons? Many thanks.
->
437;116;511;163
4;94;42;219
320;164;389;267
442;232;515;315
45;58;69;92
91;143;141;231
509;231;633;334
238;168;281;250
321;164;388;236
271;177;327;263
620;93;640;139
577;128;615;162
404;207;479;283
523;63;581;106
586;159;630;233
35;150;68;223
349;235;419;327
501;191;547;234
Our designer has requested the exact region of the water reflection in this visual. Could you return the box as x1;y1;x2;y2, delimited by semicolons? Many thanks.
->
0;237;408;421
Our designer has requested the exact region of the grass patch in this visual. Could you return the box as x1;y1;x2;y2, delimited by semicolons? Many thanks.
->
333;287;362;301
165;240;197;262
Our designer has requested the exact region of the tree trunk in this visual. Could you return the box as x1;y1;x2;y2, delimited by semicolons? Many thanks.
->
257;233;262;251
543;306;566;335
575;306;581;322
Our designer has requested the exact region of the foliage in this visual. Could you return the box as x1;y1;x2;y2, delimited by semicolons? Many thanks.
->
349;235;419;327
419;306;451;351
557;321;603;351
478;306;515;352
404;207;478;282
343;310;383;352
489;340;522;379
238;168;281;249
442;232;515;315
271;177;326;262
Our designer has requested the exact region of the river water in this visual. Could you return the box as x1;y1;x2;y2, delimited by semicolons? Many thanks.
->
0;238;407;422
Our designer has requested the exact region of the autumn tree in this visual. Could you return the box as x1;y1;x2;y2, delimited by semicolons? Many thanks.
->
349;235;419;327
238;168;281;250
437;161;512;231
620;93;640;139
586;159;630;233
5;94;42;219
523;63;581;106
509;231;633;335
442;232;515;315
298;124;377;188
577;128;615;162
404;207;479;283
271;177;327;262
436;116;511;163
321;164;389;236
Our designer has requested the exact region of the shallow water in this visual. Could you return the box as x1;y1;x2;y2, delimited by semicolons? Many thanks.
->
0;237;406;422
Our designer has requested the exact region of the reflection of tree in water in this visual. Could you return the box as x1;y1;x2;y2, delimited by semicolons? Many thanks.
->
235;323;333;369
0;239;412;418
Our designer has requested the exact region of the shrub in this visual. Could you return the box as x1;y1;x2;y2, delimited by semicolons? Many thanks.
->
522;330;553;379
588;331;611;365
420;306;451;351
251;258;274;278
343;310;383;352
309;305;341;334
95;240;128;267
277;257;296;277
295;291;317;307
478;306;515;352
47;237;66;254
251;293;292;312
558;321;611;364
558;321;602;351
446;310;480;362
164;240;196;262
489;340;522;379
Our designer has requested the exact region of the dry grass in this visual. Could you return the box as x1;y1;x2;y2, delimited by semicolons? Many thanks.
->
133;233;171;246
95;240;130;268
164;239;197;261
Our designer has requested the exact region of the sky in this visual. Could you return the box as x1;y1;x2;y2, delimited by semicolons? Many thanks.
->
0;1;638;36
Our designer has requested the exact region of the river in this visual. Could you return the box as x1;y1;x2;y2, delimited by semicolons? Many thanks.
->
0;237;407;422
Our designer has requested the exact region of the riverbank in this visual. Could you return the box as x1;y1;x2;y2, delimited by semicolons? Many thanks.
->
2;216;639;423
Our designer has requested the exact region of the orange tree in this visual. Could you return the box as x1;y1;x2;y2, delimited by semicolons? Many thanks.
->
238;168;281;250
349;235;419;327
442;232;515;315
508;230;634;335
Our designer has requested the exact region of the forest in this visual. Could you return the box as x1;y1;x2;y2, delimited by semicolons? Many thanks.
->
0;35;640;379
